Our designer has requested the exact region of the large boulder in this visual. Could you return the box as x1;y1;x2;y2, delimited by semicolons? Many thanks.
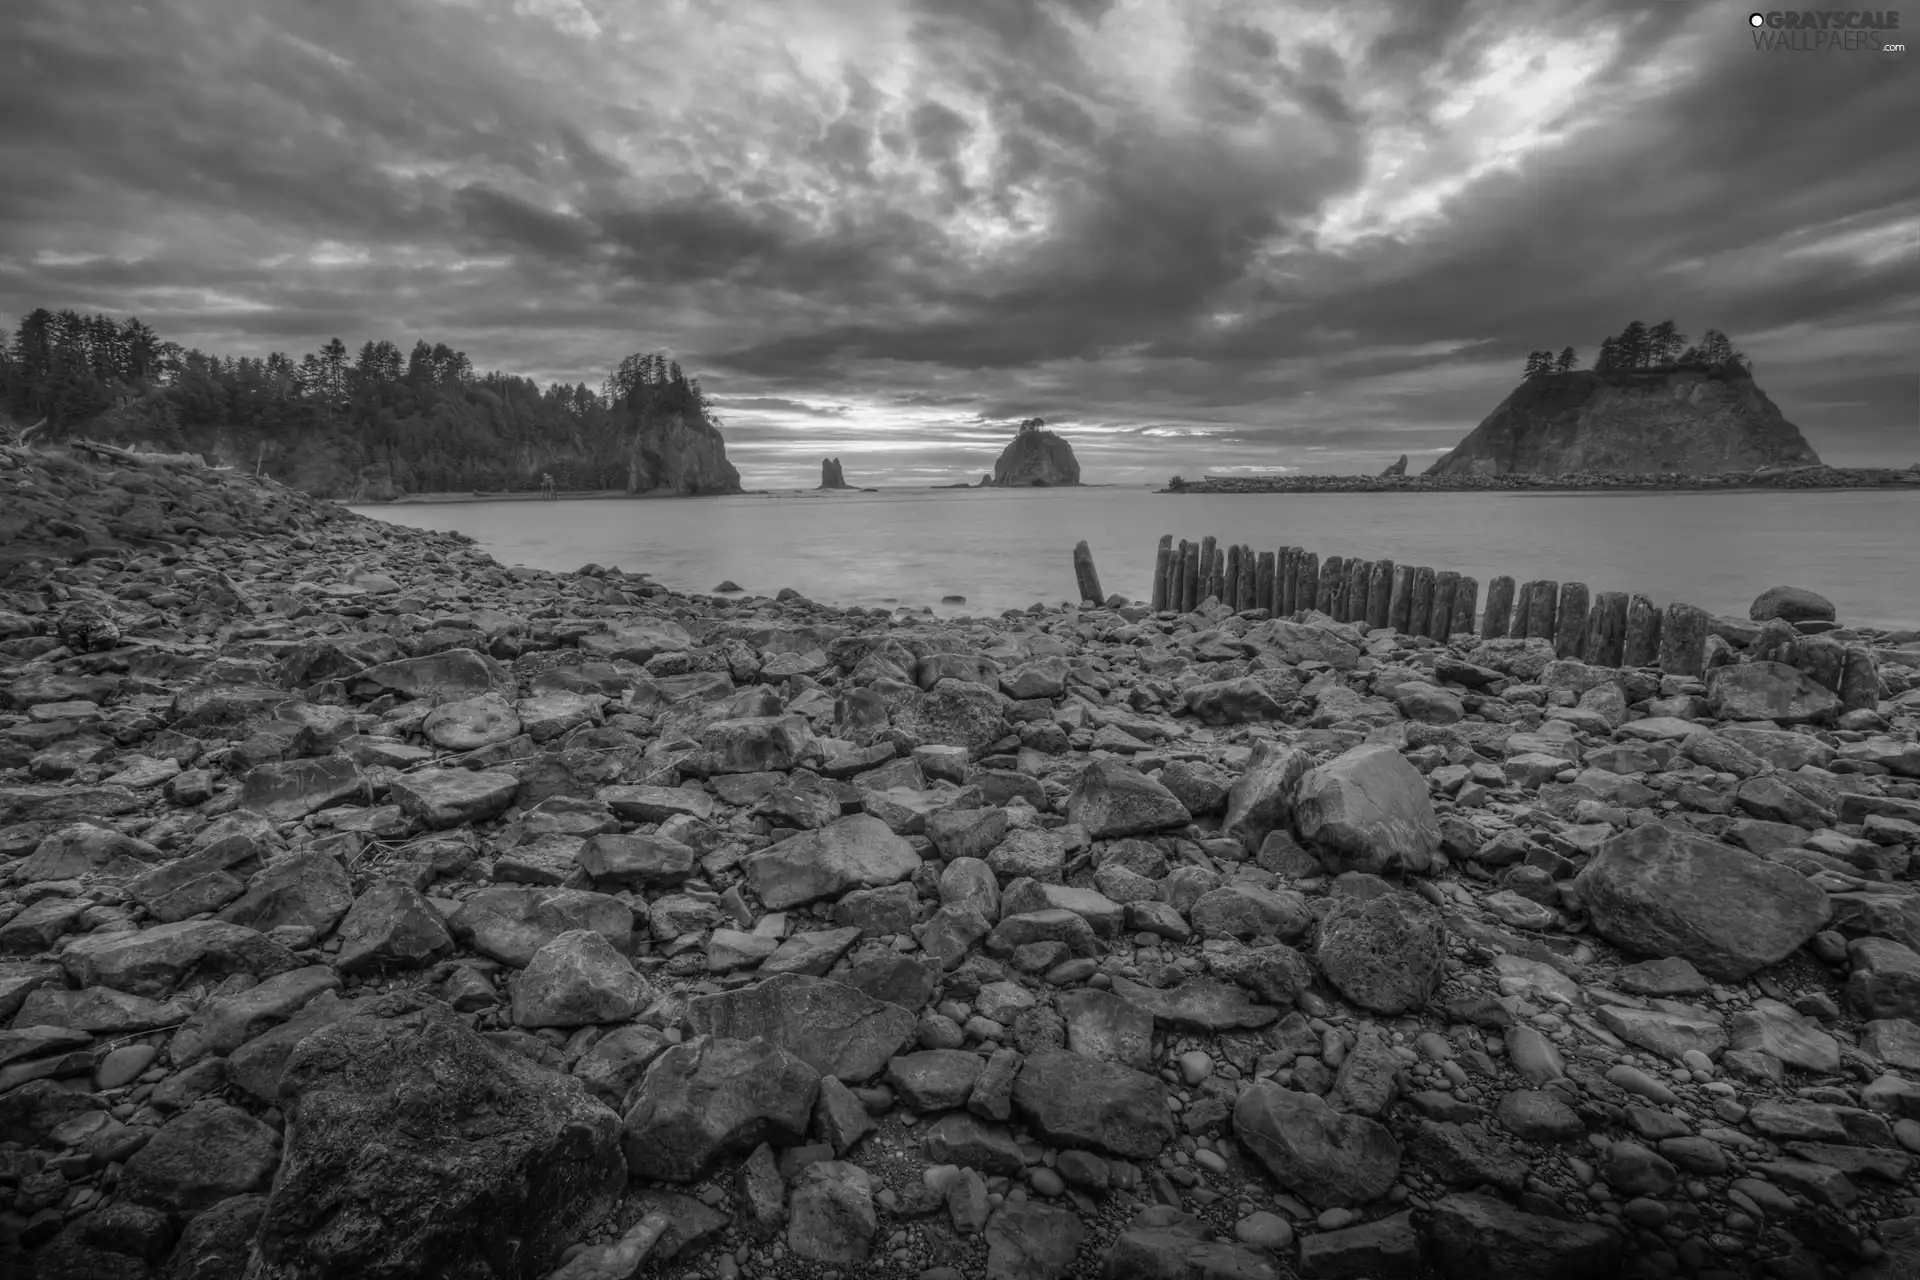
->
1221;742;1311;853
622;1035;820;1182
1750;586;1836;624
1066;760;1191;839
60;920;299;997
1574;823;1832;981
1292;744;1440;875
742;814;921;910
250;993;625;1280
1241;619;1362;669
1234;1082;1400;1208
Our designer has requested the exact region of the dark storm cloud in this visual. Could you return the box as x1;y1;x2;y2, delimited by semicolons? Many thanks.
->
0;0;1913;485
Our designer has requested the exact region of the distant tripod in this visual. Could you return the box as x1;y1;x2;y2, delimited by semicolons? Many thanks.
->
540;473;557;501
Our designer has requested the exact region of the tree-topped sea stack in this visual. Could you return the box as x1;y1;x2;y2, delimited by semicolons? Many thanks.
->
989;418;1081;487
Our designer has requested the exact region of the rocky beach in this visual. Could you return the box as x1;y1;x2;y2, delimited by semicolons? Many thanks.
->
5;442;1920;1280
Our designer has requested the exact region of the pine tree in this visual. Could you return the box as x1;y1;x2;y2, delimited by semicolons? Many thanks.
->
1648;320;1686;366
1554;346;1576;373
1617;320;1649;368
1523;351;1548;379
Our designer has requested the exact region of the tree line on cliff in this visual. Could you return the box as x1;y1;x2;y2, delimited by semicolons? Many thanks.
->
1521;321;1753;380
0;308;721;496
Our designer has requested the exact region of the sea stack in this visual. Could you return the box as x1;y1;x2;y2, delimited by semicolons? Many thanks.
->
989;418;1081;487
1427;364;1821;477
619;407;742;495
819;457;851;489
1380;454;1408;477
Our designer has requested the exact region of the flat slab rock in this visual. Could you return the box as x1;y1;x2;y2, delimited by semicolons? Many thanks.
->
685;973;915;1082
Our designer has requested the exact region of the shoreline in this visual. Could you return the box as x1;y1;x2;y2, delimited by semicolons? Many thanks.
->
4;445;1920;1278
348;483;1142;506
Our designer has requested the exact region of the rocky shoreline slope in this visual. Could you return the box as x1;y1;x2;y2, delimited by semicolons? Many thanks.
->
2;443;1920;1280
1167;466;1920;495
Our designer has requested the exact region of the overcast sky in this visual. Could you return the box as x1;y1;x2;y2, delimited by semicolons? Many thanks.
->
2;0;1915;487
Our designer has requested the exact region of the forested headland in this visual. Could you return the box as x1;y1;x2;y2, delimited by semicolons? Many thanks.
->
0;308;723;498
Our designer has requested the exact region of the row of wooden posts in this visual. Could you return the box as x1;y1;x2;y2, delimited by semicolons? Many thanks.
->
1146;534;1716;676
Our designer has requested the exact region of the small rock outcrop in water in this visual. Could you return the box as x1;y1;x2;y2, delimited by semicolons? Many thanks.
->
1379;454;1408;477
621;408;741;495
1427;364;1822;477
6;438;1920;1279
989;418;1081;487
819;458;851;490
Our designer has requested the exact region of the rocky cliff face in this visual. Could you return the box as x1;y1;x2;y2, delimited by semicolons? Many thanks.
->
990;430;1081;487
1427;366;1821;477
819;458;850;489
625;411;742;495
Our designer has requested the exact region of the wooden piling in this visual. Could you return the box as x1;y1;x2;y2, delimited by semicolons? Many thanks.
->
1224;545;1242;610
1182;541;1200;612
1199;536;1217;604
1256;551;1276;616
1623;594;1661;666
1528;580;1559;642
1345;558;1370;626
1073;541;1104;607
1168;542;1187;614
1367;559;1394;630
1318;555;1344;617
1585;591;1628;667
1482;576;1514;639
1429;571;1458;641
1296;551;1319;619
1277;547;1297;615
1510;582;1535;639
1658;602;1709;676
1238;545;1256;613
1555;582;1590;660
1450;576;1479;638
1151;535;1172;612
1408;567;1435;637
1388;565;1414;633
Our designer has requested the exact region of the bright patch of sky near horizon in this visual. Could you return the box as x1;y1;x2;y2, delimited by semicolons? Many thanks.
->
0;0;1913;487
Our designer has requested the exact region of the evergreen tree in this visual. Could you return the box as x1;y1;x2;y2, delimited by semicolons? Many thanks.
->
1648;320;1686;365
1617;320;1649;368
1523;350;1549;379
1554;346;1577;373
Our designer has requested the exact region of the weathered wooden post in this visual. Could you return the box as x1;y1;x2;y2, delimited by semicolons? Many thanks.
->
1527;580;1559;642
1429;571;1458;641
1151;535;1172;612
1296;551;1319;619
1199;536;1217;601
1256;551;1276;616
1450;576;1478;637
1212;551;1228;605
1623;595;1661;666
1555;583;1590;660
1168;541;1187;614
1224;545;1242;609
1237;546;1256;613
1182;541;1201;612
1840;645;1881;711
1482;576;1514;639
1510;581;1535;639
1367;559;1394;630
1658;602;1709;676
1408;567;1435;637
1073;541;1104;607
1277;547;1297;614
1388;565;1414;633
1345;558;1370;626
1317;555;1344;617
1585;590;1628;667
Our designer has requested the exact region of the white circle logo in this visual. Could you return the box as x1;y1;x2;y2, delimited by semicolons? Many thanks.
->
1749;12;1765;25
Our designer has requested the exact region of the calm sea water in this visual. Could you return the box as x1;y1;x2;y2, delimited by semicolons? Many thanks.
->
352;486;1920;630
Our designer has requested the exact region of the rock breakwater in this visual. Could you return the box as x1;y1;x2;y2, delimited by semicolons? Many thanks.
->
1169;465;1920;495
2;441;1920;1279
